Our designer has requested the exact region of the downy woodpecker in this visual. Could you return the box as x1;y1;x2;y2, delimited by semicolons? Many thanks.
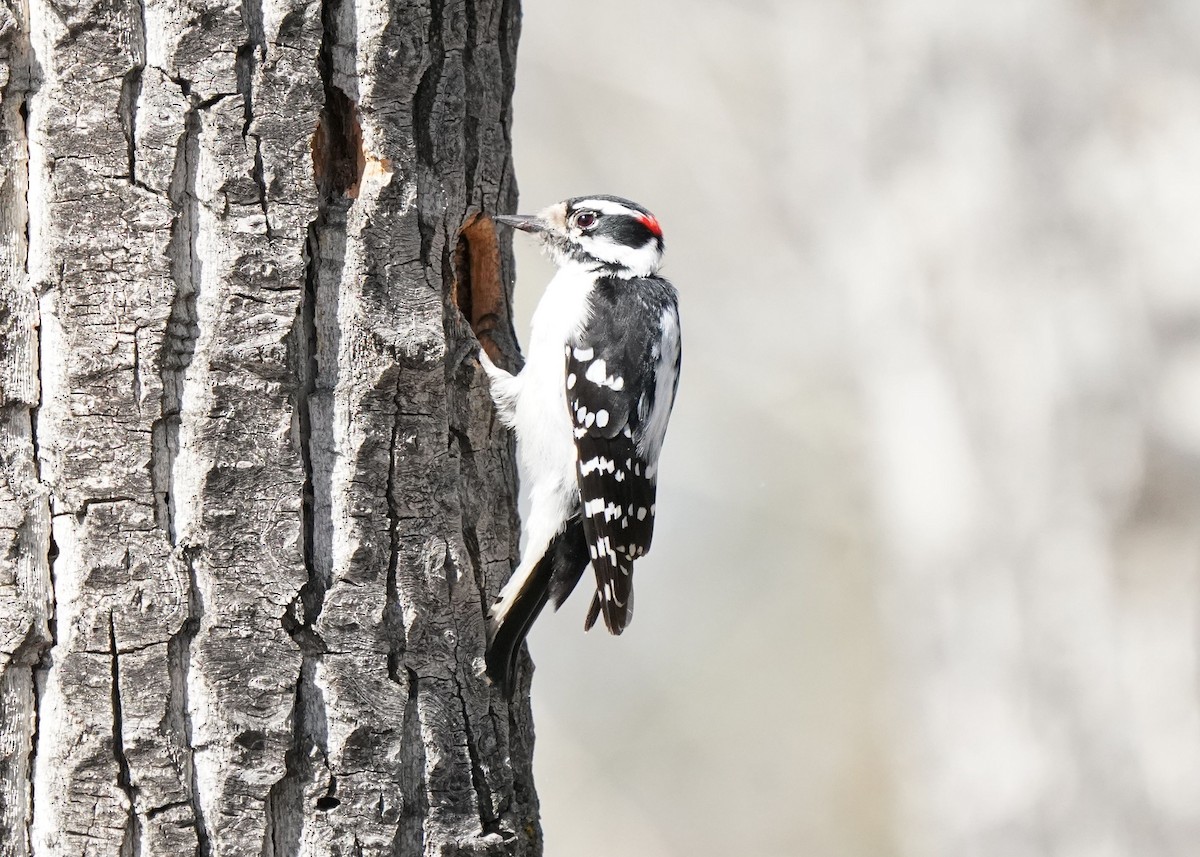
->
480;195;682;695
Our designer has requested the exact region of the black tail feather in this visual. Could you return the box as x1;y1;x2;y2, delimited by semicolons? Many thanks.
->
547;516;590;609
485;516;589;697
584;591;602;632
485;569;551;699
583;565;633;634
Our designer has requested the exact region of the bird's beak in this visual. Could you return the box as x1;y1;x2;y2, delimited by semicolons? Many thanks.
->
495;214;547;233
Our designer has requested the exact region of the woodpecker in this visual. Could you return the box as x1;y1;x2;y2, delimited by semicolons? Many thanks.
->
480;195;681;695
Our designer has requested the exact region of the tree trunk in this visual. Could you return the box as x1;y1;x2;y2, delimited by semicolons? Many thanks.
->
0;0;535;853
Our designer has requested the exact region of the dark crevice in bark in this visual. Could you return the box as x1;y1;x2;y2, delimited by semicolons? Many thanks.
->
19;97;32;284
287;223;330;639
250;136;272;237
131;328;142;410
497;0;516;141
315;775;339;811
263;659;330;857
289;0;355;639
240;0;266;55
413;0;444;171
442;538;503;838
383;379;407;687
118;69;142;185
394;669;427;857
193;92;236;110
118;0;146;188
110;614;142;857
153;110;202;543
496;0;519;212
311;0;363;200
275;220;334;845
457;679;499;836
267;0;357;840
145;800;189;820
311;85;363;199
73;495;136;518
169;74;192;97
237;0;271;235
449;587;499;838
236;2;265;123
271;219;337;857
485;701;513;820
451;427;487;612
462;0;479;196
413;0;445;266
166;548;211;857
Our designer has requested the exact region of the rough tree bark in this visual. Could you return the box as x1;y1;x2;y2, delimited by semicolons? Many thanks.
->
0;0;536;853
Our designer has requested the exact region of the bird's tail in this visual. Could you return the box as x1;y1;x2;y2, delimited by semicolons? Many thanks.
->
486;516;590;697
583;559;635;633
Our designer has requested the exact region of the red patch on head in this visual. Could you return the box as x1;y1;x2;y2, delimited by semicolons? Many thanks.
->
639;214;663;238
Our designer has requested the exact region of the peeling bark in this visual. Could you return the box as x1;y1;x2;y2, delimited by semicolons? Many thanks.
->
1;0;533;853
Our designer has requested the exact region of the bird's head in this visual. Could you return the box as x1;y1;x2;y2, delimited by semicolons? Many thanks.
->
496;195;665;278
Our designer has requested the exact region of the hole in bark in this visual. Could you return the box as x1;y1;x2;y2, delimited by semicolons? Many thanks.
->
454;214;507;362
315;796;340;811
310;87;365;199
235;729;267;752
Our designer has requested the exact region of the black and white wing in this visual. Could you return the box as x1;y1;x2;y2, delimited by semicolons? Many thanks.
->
566;276;681;634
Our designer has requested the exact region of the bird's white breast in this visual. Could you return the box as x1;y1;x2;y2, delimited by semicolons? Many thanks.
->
513;263;596;498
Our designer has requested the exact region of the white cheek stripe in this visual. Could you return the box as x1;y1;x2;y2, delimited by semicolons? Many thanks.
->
576;235;661;278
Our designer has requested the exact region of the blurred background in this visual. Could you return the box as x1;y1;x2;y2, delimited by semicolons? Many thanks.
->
508;2;1200;855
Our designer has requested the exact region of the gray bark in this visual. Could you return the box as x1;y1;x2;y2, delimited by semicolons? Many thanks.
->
0;0;536;853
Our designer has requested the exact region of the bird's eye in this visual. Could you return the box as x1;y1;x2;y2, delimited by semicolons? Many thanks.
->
574;211;597;230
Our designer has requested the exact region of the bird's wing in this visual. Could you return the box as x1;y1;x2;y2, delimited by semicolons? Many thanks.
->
566;277;680;634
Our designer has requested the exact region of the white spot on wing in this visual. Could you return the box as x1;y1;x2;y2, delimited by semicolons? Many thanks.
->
584;358;626;391
585;359;607;384
595;409;609;428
